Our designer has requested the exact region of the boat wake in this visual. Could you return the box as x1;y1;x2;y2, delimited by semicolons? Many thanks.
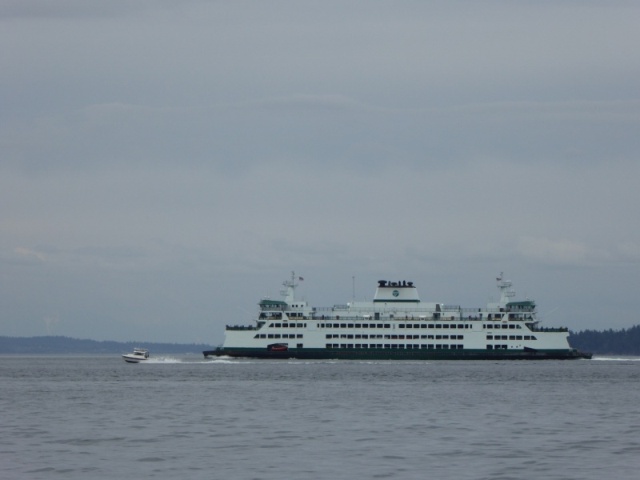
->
591;356;640;362
204;357;238;364
142;356;213;364
144;357;183;364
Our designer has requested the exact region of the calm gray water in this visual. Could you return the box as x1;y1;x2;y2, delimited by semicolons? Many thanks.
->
1;356;639;480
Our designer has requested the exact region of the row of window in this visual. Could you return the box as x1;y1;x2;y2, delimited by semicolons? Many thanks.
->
321;344;520;350
254;334;303;339
321;344;533;350
326;334;465;340
253;333;534;341
318;323;472;330
267;323;307;328
482;324;523;329
325;344;466;350
487;335;537;340
262;312;533;321
265;322;530;331
487;314;533;320
399;323;471;329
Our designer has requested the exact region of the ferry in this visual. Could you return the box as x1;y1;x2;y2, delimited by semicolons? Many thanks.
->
203;273;591;360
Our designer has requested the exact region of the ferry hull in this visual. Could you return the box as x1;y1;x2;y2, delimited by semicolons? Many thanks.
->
203;348;591;360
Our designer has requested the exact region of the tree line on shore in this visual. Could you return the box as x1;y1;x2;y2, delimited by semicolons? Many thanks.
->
568;324;640;356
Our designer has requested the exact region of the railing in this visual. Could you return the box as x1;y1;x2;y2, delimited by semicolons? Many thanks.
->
529;326;569;333
225;319;566;332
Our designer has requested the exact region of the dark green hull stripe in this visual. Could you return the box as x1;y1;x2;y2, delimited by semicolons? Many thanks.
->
373;299;420;303
203;348;590;360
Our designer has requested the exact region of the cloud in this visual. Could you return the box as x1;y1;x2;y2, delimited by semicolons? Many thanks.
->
615;242;640;262
0;0;172;20
43;315;60;334
516;237;611;266
14;247;47;263
5;95;637;179
2;1;640;340
250;94;378;112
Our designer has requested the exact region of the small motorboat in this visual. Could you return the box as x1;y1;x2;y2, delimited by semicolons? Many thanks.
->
122;348;150;363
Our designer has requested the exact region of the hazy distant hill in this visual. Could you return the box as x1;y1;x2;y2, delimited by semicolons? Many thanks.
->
569;325;640;356
0;336;216;355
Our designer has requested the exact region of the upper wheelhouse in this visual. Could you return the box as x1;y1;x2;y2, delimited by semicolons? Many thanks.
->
252;272;540;325
257;273;314;327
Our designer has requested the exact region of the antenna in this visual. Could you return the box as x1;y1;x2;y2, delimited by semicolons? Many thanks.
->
496;272;515;304
281;271;298;302
352;276;356;302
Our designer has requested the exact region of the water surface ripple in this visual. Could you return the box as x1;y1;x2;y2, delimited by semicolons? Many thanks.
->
1;356;638;479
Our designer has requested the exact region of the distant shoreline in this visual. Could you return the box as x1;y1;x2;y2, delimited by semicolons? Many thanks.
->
0;335;216;355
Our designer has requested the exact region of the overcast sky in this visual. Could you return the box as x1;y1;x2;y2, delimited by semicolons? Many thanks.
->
2;1;639;344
